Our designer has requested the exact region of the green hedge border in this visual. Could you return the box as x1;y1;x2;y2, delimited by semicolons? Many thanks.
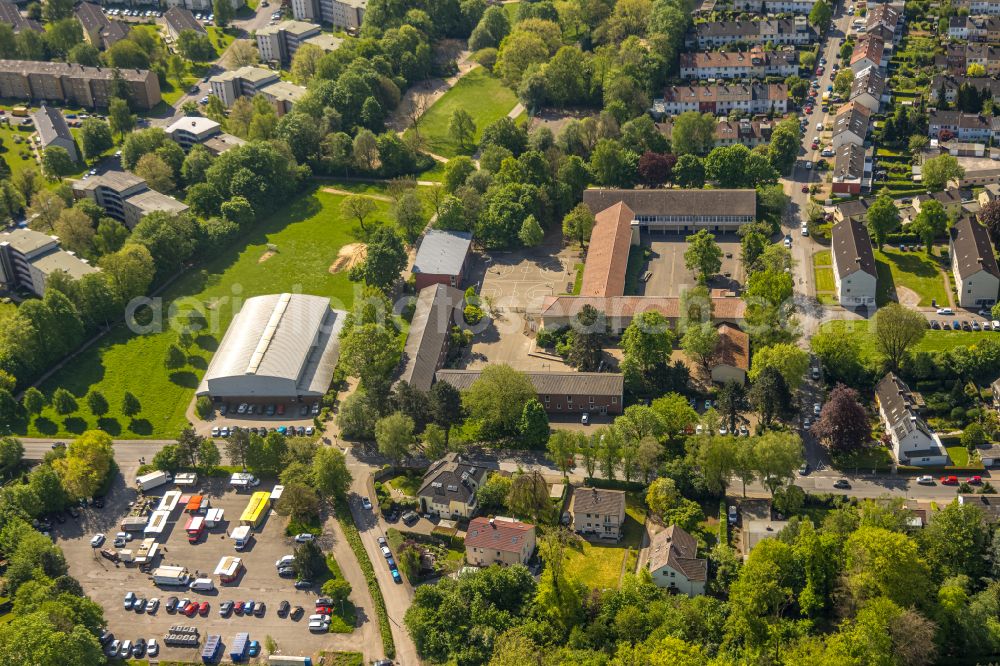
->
334;498;395;659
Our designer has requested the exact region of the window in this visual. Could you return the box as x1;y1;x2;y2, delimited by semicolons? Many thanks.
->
567;395;573;402
612;396;618;404
589;396;595;404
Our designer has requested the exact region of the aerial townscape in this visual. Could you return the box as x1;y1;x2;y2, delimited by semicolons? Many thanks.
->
8;0;1000;663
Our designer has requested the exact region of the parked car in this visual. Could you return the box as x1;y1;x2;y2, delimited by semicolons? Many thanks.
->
916;475;935;484
294;533;316;543
798;462;809;476
728;505;737;523
391;567;402;583
234;601;245;615
278;567;296;578
254;601;266;617
165;596;178;613
124;592;136;610
936;307;954;315
278;600;290;617
133;597;146;613
833;479;851;489
971;475;983;484
146;639;158;657
581;412;590;425
380;545;392;558
90;533;105;547
220;600;233;616
147;598;159;614
249;640;261;657
402;511;419;526
118;640;132;658
361;497;373;510
295;580;313;590
132;639;145;657
940;475;959;485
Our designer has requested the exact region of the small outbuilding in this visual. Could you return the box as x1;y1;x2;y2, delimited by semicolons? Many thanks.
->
411;230;473;290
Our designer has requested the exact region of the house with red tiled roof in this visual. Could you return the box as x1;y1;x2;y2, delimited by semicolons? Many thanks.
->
580;201;635;298
465;516;536;567
647;525;707;596
710;324;749;384
851;35;886;74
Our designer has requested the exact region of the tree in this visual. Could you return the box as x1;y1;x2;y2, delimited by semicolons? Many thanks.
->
919;499;988;580
845;526;931;607
621;310;674;387
693;435;737;495
673;154;705;188
811;384;870;454
290;537;325;580
340;194;378;233
448;109;476;151
121;391;141;418
518;399;549;447
962;422;987;451
546;430;577;478
866;194;900;249
753;431;802;495
809;0;832;30
750;366;793;430
340;322;400;392
79;119;113;163
748;343;810;390
463;364;536;440
671;111;716;156
637;151;676;187
681;323;718;373
874;303;926;370
646;477;680;518
477;472;513;512
716;380;748;434
911;199;948;253
53;430;113;499
429;381;462;446
53;208;94;257
177;29;216;61
562;203;594;250
86;390;108;417
395;191;425;243
982;199;1000;245
518;215;544;247
27;189;65;232
566;304;606;371
212;0;233;27
108;97;134;140
922;153;965;190
833;68;855;96
349;225;406;293
684;229;722;284
22;387;44;416
312;447;352;498
968;62;987;77
375;412;414;465
51;387;77;415
197;438;221;470
506;469;550;522
41;146;75;179
43;0;74;22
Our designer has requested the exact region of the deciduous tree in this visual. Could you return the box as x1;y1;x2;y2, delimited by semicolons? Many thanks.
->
873;303;926;370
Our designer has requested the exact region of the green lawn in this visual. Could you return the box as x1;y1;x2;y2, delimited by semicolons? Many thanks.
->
818;320;988;358
564;537;627;591
814;266;835;293
946;446;970;466
207;26;235;57
409;67;518;158
0;122;39;180
570;263;584;295
387;473;422;497
874;247;947;307
20;186;395;439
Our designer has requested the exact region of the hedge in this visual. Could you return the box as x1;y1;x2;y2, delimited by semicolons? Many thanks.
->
334;498;395;659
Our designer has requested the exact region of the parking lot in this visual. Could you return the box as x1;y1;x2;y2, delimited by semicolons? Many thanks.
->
639;234;745;297
57;477;363;662
192;399;322;438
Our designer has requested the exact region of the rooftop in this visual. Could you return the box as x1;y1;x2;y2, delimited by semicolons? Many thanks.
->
646;524;707;582
212;66;279;85
74;169;146;193
74;2;109;32
582;188;756;219
833;142;867;182
260;79;307;103
0;59;155;81
303;33;343;51
435;369;625;397
569;486;626;517
165;115;221;137
950;216;1000;280
714;324;749;371
465;516;534;553
418;453;490;504
164;6;205;34
398;284;465;392
540;294;747;322
832;217;876;279
581;202;633;298
30;248;98;280
0;228;58;255
32;105;73;147
125;189;190;216
412;229;473;277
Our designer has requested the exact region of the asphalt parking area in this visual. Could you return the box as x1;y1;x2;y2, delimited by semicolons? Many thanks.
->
57;477;349;662
639;234;745;297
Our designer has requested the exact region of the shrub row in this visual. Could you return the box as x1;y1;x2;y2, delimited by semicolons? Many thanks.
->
334;498;395;659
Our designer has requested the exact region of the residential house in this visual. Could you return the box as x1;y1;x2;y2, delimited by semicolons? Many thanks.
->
950;216;1000;307
397;284;465;392
0;1;42;34
851;35;886;74
436;369;625;415
165;116;221;150
202;133;246;155
411;229;473;291
74;2;110;47
733;0;819;11
875;373;949;466
966;42;1000;76
928;109;991;142
833;197;872;223
711;324;749;384
291;0;366;29
951;14;973;39
929;74;1000;106
678;47;797;80
32;105;78;163
646;525;708;596
832;101;871;148
850;66;888;113
72;170;189;229
831;217;877;307
163;6;205;41
568;487;626;540
0;228;98;297
978;182;1000;207
255;20;321;65
100;21;129;50
867;4;903;43
832;143;871;195
686;18;813;49
165;0;244;12
958;494;1000;520
651;83;787;117
416;453;490;518
209;66;307;115
741;519;790;559
914;189;965;216
465;517;536;567
0;60;161;110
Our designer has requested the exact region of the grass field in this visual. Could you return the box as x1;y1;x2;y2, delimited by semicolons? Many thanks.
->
818;320;989;359
874;247;948;307
207;26;235;57
946;446;970;466
409;67;518;158
564;537;627;590
386;473;422;497
0;123;39;180
19;186;396;439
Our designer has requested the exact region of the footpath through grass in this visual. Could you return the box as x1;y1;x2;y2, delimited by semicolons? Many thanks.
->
409;67;518;158
21;186;394;439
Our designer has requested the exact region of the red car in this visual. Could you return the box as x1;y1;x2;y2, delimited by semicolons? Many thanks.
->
234;601;245;615
183;602;199;616
804;107;814;114
801;185;809;193
315;606;333;615
970;475;983;484
816;67;824;75
199;602;209;616
940;475;959;485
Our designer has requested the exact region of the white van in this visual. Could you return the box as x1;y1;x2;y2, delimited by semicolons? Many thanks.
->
188;578;214;591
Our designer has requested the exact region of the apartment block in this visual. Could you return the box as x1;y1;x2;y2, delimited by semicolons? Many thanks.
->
72;170;189;229
0;60;161;110
291;0;366;30
256;20;321;65
0;228;98;297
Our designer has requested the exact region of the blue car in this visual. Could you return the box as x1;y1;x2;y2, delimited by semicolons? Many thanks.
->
248;641;260;657
390;568;402;583
245;600;255;614
277;426;287;435
953;319;961;330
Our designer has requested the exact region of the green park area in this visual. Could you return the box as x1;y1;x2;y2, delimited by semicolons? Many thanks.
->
874;246;948;307
0;122;39;180
409;67;518;158
19;185;397;439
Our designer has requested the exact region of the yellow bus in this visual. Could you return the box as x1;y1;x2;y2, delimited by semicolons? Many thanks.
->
239;491;271;528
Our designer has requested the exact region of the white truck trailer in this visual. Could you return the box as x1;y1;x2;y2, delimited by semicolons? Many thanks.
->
136;471;171;492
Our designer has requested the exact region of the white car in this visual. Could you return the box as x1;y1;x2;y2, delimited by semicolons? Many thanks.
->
801;225;809;236
146;639;158;657
815;123;823;131
916;475;935;485
784;236;792;248
813;402;821;415
294;533;316;543
804;160;813;169
581;412;590;425
936;307;954;315
211;427;220;437
309;614;330;622
361;497;373;510
695;424;704;435
992;320;1000;330
90;533;105;547
380;545;392;558
309;620;330;631
275;555;294;569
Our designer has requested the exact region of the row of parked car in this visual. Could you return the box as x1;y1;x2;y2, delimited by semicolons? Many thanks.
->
211;424;315;438
929;318;1000;331
104;7;161;17
224;401;321;417
104;635;158;659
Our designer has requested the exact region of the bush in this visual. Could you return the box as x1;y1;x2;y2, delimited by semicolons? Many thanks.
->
195;395;213;419
463;304;484;325
322;576;352;602
951;406;967;422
